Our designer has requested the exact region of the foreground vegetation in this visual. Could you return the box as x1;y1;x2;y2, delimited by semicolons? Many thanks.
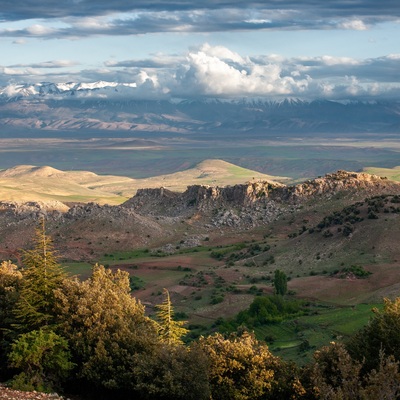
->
1;224;400;399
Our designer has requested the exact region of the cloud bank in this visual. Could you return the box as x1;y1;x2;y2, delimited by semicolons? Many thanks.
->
2;0;400;22
1;44;399;100
1;1;399;39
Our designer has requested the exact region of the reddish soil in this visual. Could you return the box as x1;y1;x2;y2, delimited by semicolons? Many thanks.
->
289;262;400;304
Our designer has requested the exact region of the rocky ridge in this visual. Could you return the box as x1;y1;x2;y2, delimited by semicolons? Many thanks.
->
0;171;397;224
0;170;398;261
124;170;395;215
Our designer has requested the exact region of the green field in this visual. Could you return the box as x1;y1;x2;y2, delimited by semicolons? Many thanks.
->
60;238;387;365
254;302;381;364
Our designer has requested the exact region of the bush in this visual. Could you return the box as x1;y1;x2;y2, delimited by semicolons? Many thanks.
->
8;329;74;392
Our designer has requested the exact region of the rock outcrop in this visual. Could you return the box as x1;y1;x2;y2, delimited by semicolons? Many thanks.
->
0;170;398;234
124;171;397;212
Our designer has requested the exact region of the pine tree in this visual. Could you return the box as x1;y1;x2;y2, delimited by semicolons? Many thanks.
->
14;220;66;332
155;288;188;345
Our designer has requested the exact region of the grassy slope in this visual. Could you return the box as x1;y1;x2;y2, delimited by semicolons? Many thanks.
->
0;160;287;205
364;166;400;182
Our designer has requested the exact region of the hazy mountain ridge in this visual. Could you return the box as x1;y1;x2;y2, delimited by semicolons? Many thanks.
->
1;82;399;134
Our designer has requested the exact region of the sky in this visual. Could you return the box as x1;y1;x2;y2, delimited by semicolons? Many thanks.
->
0;0;399;100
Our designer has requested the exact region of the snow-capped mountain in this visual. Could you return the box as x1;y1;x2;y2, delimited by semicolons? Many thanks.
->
0;81;137;99
0;81;399;135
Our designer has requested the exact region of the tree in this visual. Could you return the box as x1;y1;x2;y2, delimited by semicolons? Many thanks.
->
54;264;158;392
155;288;188;345
8;329;74;392
0;261;22;334
305;342;400;399
14;221;66;331
134;344;210;400
196;331;277;400
274;269;287;296
0;261;22;376
308;341;362;399
360;352;400;399
347;297;400;372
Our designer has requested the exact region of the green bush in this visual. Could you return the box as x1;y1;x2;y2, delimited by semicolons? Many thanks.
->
8;329;74;392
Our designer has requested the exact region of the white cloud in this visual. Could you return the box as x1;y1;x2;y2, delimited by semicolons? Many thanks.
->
174;45;311;97
2;44;400;100
320;56;360;66
338;19;368;31
26;24;55;35
199;43;244;63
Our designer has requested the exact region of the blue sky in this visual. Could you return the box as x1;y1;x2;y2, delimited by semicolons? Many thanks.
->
0;1;399;100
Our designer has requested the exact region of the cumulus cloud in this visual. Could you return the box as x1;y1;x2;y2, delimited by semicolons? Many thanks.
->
172;45;310;97
2;44;400;100
338;19;368;30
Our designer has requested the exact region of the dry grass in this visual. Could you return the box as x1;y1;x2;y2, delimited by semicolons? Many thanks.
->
0;160;287;205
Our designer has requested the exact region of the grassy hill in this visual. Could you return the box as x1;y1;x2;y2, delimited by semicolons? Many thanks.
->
0;160;287;205
363;166;400;182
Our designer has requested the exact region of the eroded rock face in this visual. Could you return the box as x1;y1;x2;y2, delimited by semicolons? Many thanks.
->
0;201;68;220
0;171;398;234
274;171;390;203
124;170;396;214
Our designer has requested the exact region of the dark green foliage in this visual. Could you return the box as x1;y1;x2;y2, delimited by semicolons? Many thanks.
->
333;264;372;279
129;275;145;291
347;298;400;373
210;251;224;260
0;261;22;377
309;196;400;237
306;341;362;399
274;269;287;296
220;295;304;331
8;329;74;392
304;341;400;399
14;222;66;332
134;344;210;400
342;222;354;236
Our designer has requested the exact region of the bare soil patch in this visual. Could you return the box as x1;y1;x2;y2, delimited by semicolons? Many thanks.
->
289;262;400;304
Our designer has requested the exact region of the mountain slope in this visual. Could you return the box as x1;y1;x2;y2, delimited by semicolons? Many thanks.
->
1;82;399;134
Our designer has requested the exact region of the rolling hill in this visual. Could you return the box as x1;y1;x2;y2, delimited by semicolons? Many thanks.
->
0;160;286;205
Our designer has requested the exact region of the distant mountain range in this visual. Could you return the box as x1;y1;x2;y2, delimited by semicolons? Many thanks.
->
1;81;399;135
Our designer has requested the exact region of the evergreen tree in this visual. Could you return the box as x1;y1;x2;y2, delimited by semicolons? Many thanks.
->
155;288;188;345
274;269;288;296
14;220;66;331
